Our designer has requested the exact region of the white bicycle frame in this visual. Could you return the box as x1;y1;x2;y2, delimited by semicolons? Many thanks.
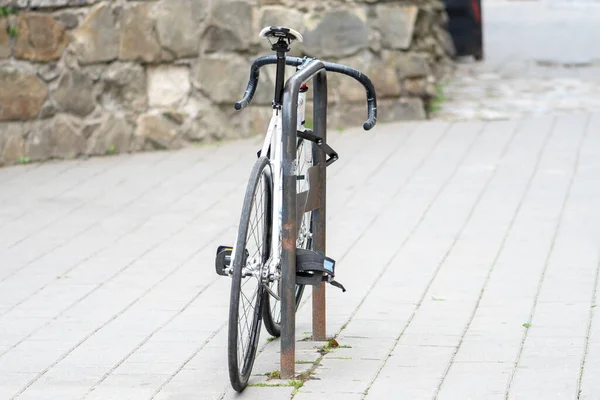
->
231;89;307;286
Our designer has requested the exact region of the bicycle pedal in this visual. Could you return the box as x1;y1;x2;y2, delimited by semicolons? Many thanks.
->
215;246;232;276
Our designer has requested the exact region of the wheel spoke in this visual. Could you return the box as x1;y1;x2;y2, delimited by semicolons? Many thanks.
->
230;159;272;390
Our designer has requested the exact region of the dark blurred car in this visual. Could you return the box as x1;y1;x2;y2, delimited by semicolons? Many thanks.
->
444;0;483;60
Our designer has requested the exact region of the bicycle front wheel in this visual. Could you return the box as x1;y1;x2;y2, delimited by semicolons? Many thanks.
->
228;156;272;392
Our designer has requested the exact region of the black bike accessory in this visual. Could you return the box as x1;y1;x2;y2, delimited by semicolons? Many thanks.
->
328;279;346;292
297;129;339;166
295;249;346;292
215;246;249;277
296;249;333;280
215;245;232;276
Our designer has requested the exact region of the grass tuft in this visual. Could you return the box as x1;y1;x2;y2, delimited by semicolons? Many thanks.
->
265;370;280;380
429;80;448;114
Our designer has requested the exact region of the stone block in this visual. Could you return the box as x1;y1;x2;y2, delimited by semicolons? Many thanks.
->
369;51;402;98
375;4;418;50
153;0;208;58
379;98;426;122
135;113;180;150
332;53;368;104
395;52;432;79
29;0;99;6
260;6;304;33
303;9;368;58
85;114;133;155
192;53;248;104
101;62;147;112
433;24;455;57
0;123;24;165
334;51;401;102
53;69;96;117
119;3;161;63
403;77;436;98
202;0;254;53
0;65;47;121
71;2;119;64
37;63;61;82
49;113;85;159
54;10;80;30
24;120;49;161
13;13;68;61
38;99;58;119
180;96;225;142
147;65;190;108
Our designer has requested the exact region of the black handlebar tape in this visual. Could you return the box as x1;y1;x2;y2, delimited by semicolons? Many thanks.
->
364;98;377;131
322;62;378;131
234;55;304;110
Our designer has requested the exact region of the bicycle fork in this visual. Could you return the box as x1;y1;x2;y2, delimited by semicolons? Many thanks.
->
214;89;308;282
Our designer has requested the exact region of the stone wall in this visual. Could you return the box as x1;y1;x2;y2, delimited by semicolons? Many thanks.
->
0;0;453;166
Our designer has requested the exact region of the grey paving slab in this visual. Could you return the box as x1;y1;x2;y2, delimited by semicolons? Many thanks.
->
2;114;600;399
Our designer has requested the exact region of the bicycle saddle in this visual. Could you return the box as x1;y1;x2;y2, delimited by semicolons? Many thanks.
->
259;26;303;43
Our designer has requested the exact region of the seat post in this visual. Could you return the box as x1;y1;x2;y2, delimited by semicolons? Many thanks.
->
272;38;290;107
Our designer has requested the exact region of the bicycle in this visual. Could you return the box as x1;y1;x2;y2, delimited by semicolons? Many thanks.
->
214;26;378;392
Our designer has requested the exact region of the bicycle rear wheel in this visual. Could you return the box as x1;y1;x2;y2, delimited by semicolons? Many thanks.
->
262;137;314;337
228;156;272;392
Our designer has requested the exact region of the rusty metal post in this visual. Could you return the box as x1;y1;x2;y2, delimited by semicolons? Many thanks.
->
280;60;326;379
311;70;327;341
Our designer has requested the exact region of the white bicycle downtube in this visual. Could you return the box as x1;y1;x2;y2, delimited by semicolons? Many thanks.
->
270;110;283;274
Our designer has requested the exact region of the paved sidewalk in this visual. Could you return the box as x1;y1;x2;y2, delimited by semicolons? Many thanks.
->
1;115;600;399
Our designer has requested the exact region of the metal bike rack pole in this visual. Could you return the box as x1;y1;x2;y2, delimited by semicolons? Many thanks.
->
280;59;327;379
311;70;327;342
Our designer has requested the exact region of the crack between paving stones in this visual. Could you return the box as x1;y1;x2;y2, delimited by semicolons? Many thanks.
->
0;153;246;361
81;277;224;399
291;124;422;315
312;122;452;347
0;159;84;212
217;123;425;399
3;153;162;250
283;119;459;396
152;325;227;399
577;256;600;399
0;158;167;318
0;156;126;231
327;124;421;268
504;114;591;399
433;117;554;398
0;151;176;285
0;142;248;320
1;136;254;285
8;126;372;399
0;162;42;186
8;194;238;399
213;128;410;399
216;123;427;398
358;121;488;399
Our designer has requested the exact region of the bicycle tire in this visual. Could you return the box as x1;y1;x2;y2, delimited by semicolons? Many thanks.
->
228;156;272;392
262;137;314;337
